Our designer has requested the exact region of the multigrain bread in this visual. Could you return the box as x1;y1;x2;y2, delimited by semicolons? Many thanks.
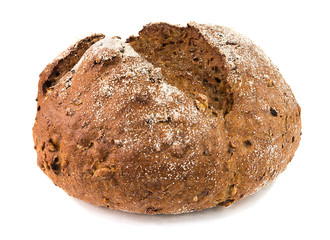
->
33;22;301;214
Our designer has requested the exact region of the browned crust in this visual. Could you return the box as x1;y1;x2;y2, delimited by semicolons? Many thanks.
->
33;23;301;214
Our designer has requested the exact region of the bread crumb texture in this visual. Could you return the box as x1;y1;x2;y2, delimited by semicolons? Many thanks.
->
33;22;301;214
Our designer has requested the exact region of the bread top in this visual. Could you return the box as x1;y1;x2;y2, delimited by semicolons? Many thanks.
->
34;23;301;214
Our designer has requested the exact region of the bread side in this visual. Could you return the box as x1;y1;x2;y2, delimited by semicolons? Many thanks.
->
127;22;301;205
34;35;230;214
189;22;301;198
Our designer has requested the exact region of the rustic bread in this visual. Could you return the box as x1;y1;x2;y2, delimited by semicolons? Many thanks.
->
33;22;301;214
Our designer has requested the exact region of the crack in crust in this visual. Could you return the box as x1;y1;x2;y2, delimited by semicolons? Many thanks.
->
39;33;105;96
127;23;234;117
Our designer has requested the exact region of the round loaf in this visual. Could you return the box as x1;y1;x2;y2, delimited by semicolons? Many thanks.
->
33;22;301;214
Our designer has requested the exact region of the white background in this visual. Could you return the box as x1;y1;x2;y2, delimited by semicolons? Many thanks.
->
0;0;329;239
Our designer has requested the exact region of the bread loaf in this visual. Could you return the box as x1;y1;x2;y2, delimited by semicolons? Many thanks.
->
33;22;301;214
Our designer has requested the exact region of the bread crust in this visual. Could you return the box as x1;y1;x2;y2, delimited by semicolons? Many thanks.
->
33;23;301;214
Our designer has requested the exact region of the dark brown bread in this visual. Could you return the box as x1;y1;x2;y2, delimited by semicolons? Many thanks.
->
33;22;301;214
